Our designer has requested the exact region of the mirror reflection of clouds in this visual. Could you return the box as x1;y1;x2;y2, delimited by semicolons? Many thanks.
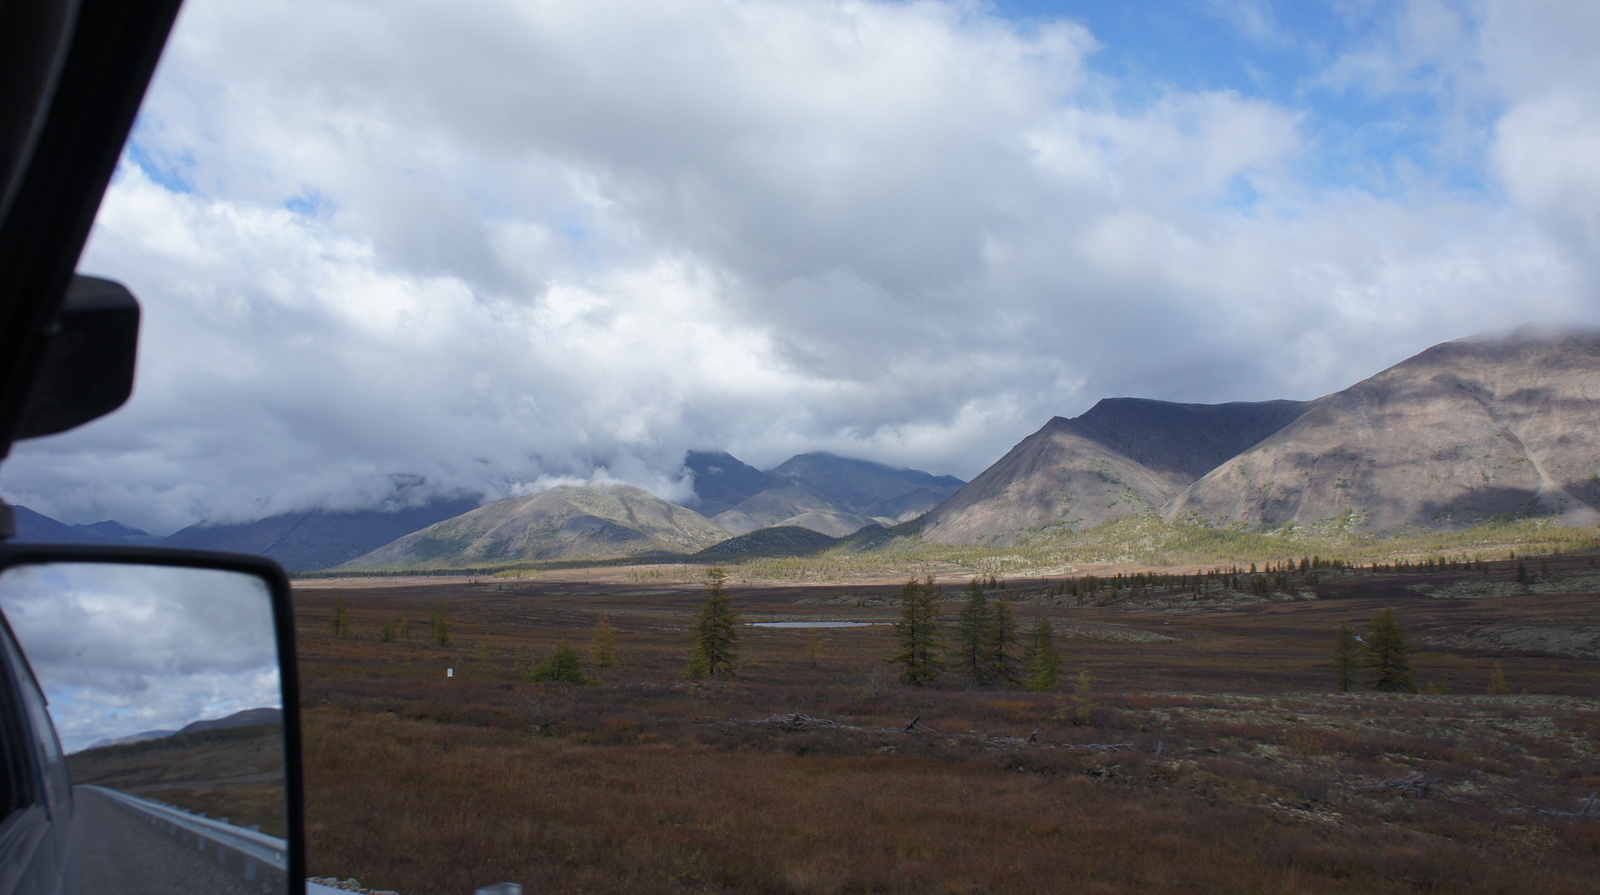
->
0;563;281;752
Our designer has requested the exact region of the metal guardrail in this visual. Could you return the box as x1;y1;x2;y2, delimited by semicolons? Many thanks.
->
84;786;526;895
79;784;288;879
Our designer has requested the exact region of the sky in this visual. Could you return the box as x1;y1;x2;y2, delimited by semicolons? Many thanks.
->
4;0;1600;534
0;562;282;752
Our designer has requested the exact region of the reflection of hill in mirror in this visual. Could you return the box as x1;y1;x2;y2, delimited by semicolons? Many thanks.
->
67;720;286;838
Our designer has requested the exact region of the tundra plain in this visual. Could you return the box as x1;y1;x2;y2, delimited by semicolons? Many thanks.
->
294;555;1600;894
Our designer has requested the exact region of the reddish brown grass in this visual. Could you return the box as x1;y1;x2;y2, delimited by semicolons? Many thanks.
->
292;565;1600;894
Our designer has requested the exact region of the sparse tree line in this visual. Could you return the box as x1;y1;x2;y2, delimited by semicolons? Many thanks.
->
892;577;1063;691
324;568;1526;698
1333;607;1513;695
325;593;620;686
676;572;1069;692
967;550;1573;608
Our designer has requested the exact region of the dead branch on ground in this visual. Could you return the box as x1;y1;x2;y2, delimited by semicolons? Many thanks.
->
1352;772;1440;797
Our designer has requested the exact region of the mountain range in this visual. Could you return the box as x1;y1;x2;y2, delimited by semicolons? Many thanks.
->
13;328;1600;568
10;451;965;570
157;499;483;571
343;452;967;568
924;326;1600;544
685;450;964;535
918;399;1307;544
350;484;730;567
12;505;164;546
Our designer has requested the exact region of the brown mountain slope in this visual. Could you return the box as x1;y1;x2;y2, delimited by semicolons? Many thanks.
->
344;484;730;568
713;484;878;537
1166;327;1600;531
1067;398;1308;485
919;398;1305;545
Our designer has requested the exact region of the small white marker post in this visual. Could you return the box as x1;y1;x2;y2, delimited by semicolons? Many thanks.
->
447;668;454;678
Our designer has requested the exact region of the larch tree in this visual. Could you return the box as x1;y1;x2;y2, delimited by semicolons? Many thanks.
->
891;577;943;685
951;579;992;685
686;567;739;680
1487;660;1511;695
1364;607;1415;692
332;595;353;639
531;639;588;684
986;598;1021;687
590;612;618;667
1022;615;1061;692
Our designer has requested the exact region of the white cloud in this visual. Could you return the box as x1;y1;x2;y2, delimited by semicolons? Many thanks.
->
3;0;1597;532
0;562;281;752
1481;0;1600;266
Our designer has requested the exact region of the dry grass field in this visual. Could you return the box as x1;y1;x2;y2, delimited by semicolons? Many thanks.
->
293;556;1600;894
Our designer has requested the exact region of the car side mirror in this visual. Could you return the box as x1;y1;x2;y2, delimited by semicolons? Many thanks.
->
13;275;140;441
0;544;304;894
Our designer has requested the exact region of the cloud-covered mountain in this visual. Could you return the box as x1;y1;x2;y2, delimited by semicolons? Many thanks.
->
705;452;965;536
345;484;729;568
712;483;877;538
683;450;784;517
770;453;965;506
924;328;1600;543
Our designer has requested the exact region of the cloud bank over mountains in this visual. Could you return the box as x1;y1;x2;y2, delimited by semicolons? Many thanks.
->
5;0;1600;534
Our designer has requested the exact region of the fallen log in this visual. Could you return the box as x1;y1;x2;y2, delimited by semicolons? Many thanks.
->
1065;741;1137;753
761;713;839;731
1538;792;1598;818
1352;772;1439;796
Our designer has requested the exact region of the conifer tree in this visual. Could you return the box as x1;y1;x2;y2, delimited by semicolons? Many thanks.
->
590;612;618;667
891;577;943;684
531;639;588;684
952;579;992;685
1333;621;1359;692
805;627;823;669
1487;660;1511;695
332;595;353;639
686;567;739;680
986;598;1021;687
430;607;450;647
1022;616;1061;692
1364;607;1415;692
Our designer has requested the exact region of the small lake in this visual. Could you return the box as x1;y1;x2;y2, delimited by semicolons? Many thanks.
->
747;621;881;628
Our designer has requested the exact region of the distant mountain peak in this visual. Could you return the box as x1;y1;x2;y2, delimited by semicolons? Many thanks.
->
683;450;783;516
1168;327;1600;531
345;482;729;568
680;449;964;539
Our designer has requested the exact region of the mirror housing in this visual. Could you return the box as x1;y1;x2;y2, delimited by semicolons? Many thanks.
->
0;543;305;894
14;275;140;440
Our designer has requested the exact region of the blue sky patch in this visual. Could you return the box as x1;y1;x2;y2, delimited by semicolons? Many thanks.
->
125;139;195;194
284;188;335;219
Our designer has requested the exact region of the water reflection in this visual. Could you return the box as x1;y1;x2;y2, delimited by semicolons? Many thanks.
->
748;621;880;628
0;561;291;893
